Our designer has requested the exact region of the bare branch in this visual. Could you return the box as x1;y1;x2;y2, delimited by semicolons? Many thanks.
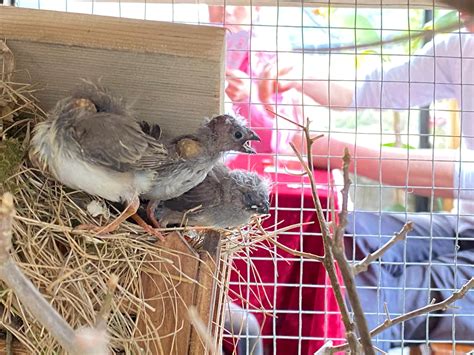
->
0;193;77;353
266;108;305;130
266;236;324;262
329;277;474;353
330;149;375;354
289;128;361;354
353;222;413;275
95;274;119;329
0;193;110;355
333;148;351;248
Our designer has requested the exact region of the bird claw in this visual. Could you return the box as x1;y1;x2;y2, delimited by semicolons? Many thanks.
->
139;224;166;242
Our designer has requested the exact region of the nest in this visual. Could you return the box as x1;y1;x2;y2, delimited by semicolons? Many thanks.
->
0;68;278;353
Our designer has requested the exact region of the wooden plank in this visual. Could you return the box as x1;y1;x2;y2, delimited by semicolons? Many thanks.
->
139;232;201;355
0;7;225;137
188;230;222;355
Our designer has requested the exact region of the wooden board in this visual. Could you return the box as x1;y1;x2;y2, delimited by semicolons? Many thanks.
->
139;233;201;355
139;232;227;355
0;6;226;137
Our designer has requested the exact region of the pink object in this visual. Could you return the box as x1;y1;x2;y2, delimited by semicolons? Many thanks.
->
224;154;346;355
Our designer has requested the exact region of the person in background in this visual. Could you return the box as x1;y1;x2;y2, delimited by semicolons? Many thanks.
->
209;5;303;155
269;12;474;351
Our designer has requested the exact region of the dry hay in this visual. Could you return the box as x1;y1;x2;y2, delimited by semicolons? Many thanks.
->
0;74;281;353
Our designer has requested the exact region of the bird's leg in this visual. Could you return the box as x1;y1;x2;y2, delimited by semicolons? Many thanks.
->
76;197;141;235
146;200;161;229
130;214;165;242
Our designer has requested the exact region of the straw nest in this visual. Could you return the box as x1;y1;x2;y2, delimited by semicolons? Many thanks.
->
0;71;275;353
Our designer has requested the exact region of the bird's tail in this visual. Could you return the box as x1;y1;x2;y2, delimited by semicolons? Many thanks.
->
72;79;130;116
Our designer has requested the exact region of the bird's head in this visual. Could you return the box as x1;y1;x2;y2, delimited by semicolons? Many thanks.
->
205;114;260;154
231;170;271;216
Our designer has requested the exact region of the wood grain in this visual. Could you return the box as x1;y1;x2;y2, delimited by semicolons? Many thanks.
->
0;7;225;137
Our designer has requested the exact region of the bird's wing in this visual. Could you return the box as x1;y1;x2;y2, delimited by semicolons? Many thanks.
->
70;112;168;172
162;172;224;212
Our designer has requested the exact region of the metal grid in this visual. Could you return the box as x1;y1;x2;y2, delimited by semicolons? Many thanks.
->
13;0;474;354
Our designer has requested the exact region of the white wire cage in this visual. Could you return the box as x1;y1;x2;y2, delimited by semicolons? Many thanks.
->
6;0;474;354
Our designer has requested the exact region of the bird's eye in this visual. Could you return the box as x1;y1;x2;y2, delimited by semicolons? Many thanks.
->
234;131;243;140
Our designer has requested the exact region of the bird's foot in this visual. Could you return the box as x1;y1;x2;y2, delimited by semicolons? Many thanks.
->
146;200;161;228
130;213;165;242
138;223;166;242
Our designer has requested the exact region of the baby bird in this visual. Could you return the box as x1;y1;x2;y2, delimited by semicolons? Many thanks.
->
29;80;168;238
154;164;270;228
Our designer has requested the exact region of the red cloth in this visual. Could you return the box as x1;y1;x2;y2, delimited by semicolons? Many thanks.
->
225;154;345;355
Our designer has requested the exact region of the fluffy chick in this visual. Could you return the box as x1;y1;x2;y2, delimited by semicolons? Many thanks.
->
29;80;167;237
155;164;270;228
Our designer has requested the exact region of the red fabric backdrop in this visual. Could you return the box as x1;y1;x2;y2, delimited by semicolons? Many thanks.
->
225;154;345;355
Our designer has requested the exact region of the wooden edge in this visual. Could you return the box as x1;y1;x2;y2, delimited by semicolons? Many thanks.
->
0;7;226;59
138;232;200;355
188;230;223;354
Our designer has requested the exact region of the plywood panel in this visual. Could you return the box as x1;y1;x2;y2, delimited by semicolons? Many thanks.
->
0;6;225;136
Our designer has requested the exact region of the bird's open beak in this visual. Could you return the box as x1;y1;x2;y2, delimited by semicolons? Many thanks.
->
241;130;261;154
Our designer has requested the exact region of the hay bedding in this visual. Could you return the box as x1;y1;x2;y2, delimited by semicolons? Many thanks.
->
0;78;196;354
0;67;275;354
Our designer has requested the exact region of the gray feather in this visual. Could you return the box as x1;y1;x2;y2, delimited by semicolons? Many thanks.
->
155;164;270;228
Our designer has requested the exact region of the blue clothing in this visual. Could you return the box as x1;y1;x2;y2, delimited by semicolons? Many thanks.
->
346;211;474;350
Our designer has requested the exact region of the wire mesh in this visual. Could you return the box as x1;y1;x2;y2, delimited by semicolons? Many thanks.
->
10;0;474;354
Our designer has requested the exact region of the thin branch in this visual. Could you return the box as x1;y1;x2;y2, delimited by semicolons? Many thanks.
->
329;277;474;353
333;148;351;248
0;193;110;355
266;236;324;262
0;193;77;353
289;134;361;354
188;306;219;355
266;108;305;130
329;149;375;354
353;222;413;275
95;274;119;329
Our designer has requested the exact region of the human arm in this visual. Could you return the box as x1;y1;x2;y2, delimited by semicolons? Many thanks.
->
306;135;457;198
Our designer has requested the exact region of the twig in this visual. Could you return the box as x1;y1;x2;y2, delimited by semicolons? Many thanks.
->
353;222;414;275
188;306;219;355
0;193;110;355
95;274;119;329
266;236;324;262
330;149;375;354
329;277;474;353
0;193;77;353
288;132;361;354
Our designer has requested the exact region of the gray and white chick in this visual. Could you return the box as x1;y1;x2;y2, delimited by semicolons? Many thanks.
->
154;164;270;228
29;80;168;237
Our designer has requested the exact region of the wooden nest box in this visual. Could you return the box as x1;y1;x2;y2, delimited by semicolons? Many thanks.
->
0;6;229;355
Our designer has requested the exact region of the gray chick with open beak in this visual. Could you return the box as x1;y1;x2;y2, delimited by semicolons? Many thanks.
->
29;80;261;238
154;163;270;228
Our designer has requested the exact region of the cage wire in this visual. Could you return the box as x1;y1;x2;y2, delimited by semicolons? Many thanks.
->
8;0;474;354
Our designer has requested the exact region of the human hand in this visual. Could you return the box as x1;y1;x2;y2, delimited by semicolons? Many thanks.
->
225;69;251;103
257;63;296;104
